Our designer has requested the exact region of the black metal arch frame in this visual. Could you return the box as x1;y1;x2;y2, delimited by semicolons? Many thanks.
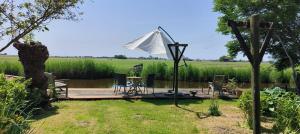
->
157;26;188;106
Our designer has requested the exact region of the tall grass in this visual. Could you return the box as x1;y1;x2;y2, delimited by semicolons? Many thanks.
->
0;74;32;133
0;56;294;83
46;59;115;79
141;62;292;83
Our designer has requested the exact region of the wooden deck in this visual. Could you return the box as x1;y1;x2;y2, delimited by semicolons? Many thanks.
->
58;88;238;100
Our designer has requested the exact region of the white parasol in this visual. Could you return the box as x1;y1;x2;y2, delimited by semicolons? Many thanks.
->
124;27;177;59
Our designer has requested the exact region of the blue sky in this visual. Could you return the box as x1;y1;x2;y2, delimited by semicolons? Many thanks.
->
3;0;241;60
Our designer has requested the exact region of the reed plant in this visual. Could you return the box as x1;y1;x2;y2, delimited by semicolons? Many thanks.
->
46;59;115;79
0;56;294;83
0;74;32;133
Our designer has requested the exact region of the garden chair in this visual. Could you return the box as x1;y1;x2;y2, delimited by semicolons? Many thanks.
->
141;74;155;95
133;64;143;76
208;75;225;96
114;73;132;94
44;72;69;98
113;73;119;90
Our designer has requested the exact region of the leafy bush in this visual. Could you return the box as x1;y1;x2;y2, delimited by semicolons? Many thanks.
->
239;87;300;132
274;94;300;133
226;78;237;93
238;90;253;129
208;99;221;116
0;74;32;133
263;87;300;132
260;87;287;117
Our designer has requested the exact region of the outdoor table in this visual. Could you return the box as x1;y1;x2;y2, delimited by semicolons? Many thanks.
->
127;76;142;95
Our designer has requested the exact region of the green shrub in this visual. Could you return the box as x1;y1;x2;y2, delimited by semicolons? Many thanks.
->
0;74;32;133
263;88;300;132
260;87;287;117
238;90;253;129
226;78;237;91
273;94;300;133
208;99;221;116
239;87;300;133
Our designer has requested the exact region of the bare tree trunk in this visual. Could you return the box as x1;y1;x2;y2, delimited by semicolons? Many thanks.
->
13;41;50;108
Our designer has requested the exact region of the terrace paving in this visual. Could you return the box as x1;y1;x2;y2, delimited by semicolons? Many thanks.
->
59;88;238;100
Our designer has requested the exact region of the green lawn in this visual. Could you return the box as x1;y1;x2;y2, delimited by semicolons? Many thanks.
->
30;99;252;134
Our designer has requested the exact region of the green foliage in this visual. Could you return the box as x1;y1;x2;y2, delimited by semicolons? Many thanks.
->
213;0;300;75
260;87;285;117
114;55;127;59
48;84;58;99
238;90;253;129
0;57;296;83
225;40;240;58
208;99;221;116
273;94;300;133
226;78;237;91
0;74;32;133
261;87;300;132
219;55;233;62
23;33;35;44
239;87;300;132
142;62;168;80
0;0;84;51
46;59;115;79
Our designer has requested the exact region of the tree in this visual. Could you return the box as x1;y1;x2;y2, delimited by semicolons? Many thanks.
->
219;55;233;62
228;15;273;134
114;54;127;59
213;0;300;93
0;0;83;51
270;19;300;93
214;1;300;133
0;0;83;109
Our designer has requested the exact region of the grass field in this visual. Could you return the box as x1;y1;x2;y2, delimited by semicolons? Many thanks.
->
0;56;293;83
30;99;254;134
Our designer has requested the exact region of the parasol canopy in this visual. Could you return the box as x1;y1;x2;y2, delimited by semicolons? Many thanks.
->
124;28;175;59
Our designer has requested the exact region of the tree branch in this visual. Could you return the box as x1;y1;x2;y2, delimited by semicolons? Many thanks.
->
0;1;53;52
228;20;253;63
0;1;81;52
259;22;273;62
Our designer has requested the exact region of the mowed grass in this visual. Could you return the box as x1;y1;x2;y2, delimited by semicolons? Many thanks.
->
30;99;252;134
0;56;293;83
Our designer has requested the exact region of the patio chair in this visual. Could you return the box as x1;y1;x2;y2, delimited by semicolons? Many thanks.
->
113;73;119;90
208;75;225;96
114;73;131;94
44;72;69;98
133;64;143;76
141;74;155;95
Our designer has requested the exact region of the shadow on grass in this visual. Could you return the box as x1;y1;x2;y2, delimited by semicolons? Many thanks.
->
177;105;210;119
260;116;276;133
140;98;204;106
215;94;240;102
261;126;275;133
31;106;59;120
